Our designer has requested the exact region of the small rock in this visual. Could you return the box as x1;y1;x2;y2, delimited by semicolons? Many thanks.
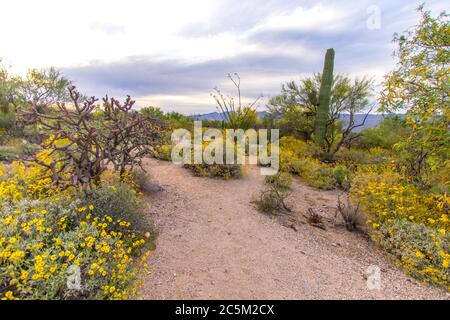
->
331;242;341;247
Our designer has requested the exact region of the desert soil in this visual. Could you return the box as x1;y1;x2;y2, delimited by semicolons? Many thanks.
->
140;158;448;300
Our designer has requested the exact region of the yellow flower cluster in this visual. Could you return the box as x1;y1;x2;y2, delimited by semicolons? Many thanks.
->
351;165;449;231
0;158;151;300
351;164;449;290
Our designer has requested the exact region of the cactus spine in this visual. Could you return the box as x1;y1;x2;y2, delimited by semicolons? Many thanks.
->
314;48;335;148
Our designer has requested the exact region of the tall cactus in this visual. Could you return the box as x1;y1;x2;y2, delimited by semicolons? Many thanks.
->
314;48;335;148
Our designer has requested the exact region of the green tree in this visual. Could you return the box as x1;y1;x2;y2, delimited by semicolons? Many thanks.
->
269;74;374;158
379;6;449;183
140;106;165;119
14;67;72;113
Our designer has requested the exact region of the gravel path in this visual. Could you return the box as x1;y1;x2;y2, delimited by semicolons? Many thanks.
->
140;158;448;300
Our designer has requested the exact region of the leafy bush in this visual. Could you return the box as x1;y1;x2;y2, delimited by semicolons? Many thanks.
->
279;136;335;189
372;219;449;290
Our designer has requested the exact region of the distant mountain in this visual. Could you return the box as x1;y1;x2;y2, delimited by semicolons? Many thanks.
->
191;111;389;131
338;114;386;132
191;111;269;121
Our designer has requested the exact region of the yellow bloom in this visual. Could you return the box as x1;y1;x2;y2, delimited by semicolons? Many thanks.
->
443;260;449;269
415;251;425;259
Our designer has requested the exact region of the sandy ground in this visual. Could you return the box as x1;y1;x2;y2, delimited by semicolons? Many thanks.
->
140;158;448;300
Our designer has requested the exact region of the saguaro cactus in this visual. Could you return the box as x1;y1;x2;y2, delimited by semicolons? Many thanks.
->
314;48;335;148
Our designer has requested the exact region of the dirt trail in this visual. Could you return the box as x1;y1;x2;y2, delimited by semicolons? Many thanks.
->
141;158;447;300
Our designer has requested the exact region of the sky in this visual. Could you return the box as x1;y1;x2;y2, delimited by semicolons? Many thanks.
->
0;0;447;114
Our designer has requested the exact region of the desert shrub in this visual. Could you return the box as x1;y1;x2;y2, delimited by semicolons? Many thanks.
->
372;219;449;290
184;139;243;180
334;146;391;165
350;164;449;231
333;165;351;190
0;157;152;299
186;162;242;180
350;163;449;290
279;136;321;158
0;146;21;161
280;153;335;190
279;136;335;189
254;172;292;215
153;144;173;161
0;198;149;300
335;195;364;231
81;182;149;233
357;116;407;150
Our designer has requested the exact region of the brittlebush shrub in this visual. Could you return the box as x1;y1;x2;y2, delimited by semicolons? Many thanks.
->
152;144;173;161
279;137;335;189
0;156;151;300
184;140;243;180
81;182;151;234
350;164;449;289
0;199;148;299
372;220;449;290
351;164;449;230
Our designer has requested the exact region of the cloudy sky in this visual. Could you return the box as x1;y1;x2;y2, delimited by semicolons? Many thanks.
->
0;0;447;114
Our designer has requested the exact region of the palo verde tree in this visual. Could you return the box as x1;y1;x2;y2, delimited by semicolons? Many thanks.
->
379;6;449;185
269;73;374;160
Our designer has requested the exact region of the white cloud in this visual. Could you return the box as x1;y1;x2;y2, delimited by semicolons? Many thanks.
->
248;3;352;34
